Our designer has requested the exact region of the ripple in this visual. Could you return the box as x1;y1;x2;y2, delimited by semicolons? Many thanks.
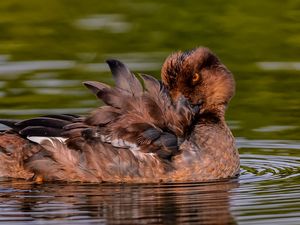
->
232;153;300;225
238;138;300;186
240;154;300;184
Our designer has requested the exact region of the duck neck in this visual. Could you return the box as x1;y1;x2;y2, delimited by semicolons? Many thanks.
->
191;105;235;154
200;103;225;118
184;105;239;179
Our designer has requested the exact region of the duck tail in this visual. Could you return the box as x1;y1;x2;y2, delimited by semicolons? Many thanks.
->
0;132;40;179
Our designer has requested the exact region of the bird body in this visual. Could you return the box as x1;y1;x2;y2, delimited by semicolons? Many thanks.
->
0;47;239;183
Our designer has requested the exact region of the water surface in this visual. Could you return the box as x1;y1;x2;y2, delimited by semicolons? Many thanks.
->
0;0;300;224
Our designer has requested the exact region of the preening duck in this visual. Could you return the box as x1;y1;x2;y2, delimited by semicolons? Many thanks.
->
0;47;239;183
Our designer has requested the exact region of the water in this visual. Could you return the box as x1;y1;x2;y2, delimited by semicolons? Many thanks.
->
0;0;300;224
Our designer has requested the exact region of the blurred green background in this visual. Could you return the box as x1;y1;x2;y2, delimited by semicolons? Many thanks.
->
0;0;299;141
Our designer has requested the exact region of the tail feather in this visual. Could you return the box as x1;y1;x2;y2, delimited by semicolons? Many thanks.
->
16;117;70;129
19;126;63;137
106;59;143;95
0;119;20;131
0;115;77;138
0;133;40;179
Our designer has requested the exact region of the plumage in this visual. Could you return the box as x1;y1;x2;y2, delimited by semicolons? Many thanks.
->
140;127;162;142
83;81;110;95
0;119;21;131
97;87;131;109
84;106;121;125
16;117;70;129
106;59;143;95
43;114;80;121
0;47;240;183
19;126;63;137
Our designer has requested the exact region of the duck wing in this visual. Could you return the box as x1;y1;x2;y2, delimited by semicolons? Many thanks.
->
68;59;198;160
0;60;198;162
0;114;79;136
0;60;200;182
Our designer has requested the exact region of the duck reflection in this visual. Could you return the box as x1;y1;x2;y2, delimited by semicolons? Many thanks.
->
0;179;238;225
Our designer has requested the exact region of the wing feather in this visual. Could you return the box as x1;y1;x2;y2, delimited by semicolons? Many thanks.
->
106;59;143;95
0;60;199;162
79;60;198;160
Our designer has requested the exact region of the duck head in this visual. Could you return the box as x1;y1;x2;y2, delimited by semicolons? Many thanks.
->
161;47;235;117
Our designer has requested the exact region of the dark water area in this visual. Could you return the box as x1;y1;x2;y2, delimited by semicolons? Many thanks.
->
0;0;300;224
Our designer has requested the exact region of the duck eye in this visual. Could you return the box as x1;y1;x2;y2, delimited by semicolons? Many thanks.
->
192;73;200;83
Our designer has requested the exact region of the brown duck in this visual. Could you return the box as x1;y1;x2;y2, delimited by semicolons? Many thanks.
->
0;47;239;183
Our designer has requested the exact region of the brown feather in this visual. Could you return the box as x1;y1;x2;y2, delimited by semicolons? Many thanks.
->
97;87;132;109
83;81;111;95
106;59;143;95
85;106;121;125
0;48;240;183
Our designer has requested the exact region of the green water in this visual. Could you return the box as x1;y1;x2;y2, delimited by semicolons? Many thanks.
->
0;1;300;224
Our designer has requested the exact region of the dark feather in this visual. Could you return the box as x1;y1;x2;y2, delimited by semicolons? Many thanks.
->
141;127;162;141
97;87;131;109
0;119;20;131
81;128;96;139
16;117;70;129
156;147;176;159
20;126;62;137
43;114;80;121
152;132;180;159
106;59;143;95
158;132;178;148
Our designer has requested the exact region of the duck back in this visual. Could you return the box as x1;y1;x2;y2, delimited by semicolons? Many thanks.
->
0;60;202;183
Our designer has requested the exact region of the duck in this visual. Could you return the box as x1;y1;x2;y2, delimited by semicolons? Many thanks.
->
0;47;239;183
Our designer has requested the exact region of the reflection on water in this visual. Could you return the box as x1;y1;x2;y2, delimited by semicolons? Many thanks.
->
0;179;238;225
0;181;238;224
0;0;300;224
1;149;300;225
